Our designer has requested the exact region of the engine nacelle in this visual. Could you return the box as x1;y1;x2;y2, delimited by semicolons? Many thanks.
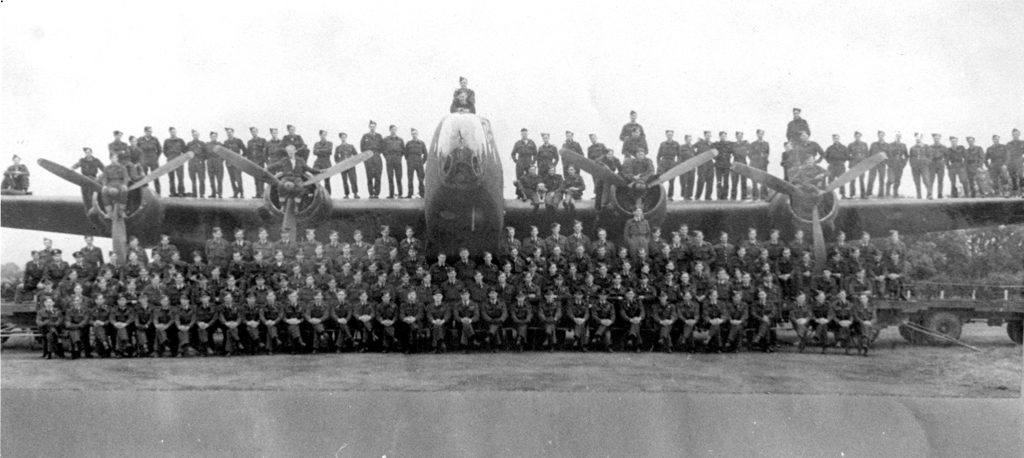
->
86;187;165;245
768;190;840;235
607;185;668;226
263;179;333;226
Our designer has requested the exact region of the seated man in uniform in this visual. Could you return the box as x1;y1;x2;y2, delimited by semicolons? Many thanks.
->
450;76;476;113
2;154;31;194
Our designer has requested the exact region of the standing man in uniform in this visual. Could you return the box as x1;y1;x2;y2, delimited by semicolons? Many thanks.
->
137;126;162;195
928;133;948;199
847;131;870;198
335;132;359;199
964;136;984;198
282;124;309;162
312;130;334;195
223;127;248;198
246;127;268;199
868;131;889;197
712;131;734;200
694;131;715;200
786;108;809;144
986;135;1008;196
731;131;750;200
909;134;930;199
382;124;405;199
887;132;908;197
677;134;697;200
184;130;206;198
561;131;583;176
749;129;770;200
536;133;559;176
267;127;287;166
109;130;129;159
71;147;104;203
361;121;385;199
205;131;224;198
824;134;850;198
1007;128;1024;197
404;128;427;198
162;127;187;197
619;110;646;154
511;128;537;199
946;136;967;198
657;130;681;200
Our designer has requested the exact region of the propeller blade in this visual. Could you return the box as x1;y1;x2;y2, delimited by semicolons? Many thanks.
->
560;150;628;188
649;149;717;186
128;152;195;191
730;162;801;197
109;203;128;267
281;199;297;238
824;152;888;193
301;152;373;187
211;145;280;187
811;206;826;274
38;159;103;193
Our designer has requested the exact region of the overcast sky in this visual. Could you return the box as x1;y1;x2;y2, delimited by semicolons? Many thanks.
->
2;0;1022;264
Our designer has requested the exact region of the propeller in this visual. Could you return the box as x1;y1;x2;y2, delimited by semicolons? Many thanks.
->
210;146;370;236
730;152;888;273
648;149;717;186
560;151;628;188
38;154;195;266
302;152;373;186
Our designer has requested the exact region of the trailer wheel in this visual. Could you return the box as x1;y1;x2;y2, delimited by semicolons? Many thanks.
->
1008;321;1023;345
898;324;922;344
924;312;962;344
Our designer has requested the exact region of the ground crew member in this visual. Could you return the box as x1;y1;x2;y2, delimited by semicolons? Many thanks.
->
183;130;205;198
847;132;869;198
962;136;983;197
71;147;104;202
620;289;645;352
745;130;767;200
135;126;162;194
928;133;948;199
382;124;405;199
205;131;224;198
946;136;967;198
908;135;930;199
309;130;334;195
330;133;359;199
786;108;809;144
888;132;908;197
404;128;427;198
360;121;385;199
824;134;850;197
245;127;268;198
1007;128;1024;196
657;130;681;199
282;290;307;352
108;130;128;159
619;111;647;156
193;293;219;356
450;76;476;113
868;131;888;197
222;127;248;198
711;132;733;200
594;149;622;210
304;291;330;353
535;133;559;176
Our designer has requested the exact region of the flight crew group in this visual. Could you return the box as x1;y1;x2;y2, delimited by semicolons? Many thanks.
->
27;219;911;360
510;108;1024;207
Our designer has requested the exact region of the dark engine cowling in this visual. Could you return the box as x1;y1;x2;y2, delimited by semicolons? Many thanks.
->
263;177;333;226
768;189;840;235
86;187;165;245
607;184;668;226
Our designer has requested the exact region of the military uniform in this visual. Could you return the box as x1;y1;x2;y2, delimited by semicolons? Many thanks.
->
1007;138;1024;196
246;134;269;198
657;139;681;198
731;139;750;200
824;142;850;197
867;140;888;197
72;154;105;202
964;144;984;197
312;139;334;194
223;136;248;198
404;138;427;198
888;140;908;196
908;142;930;199
382;134;405;198
511;137;537;196
711;139;734;200
205;139;225;198
334;141;360;198
360;131;385;198
748;139;770;200
986;143;1008;195
693;138;715;200
282;133;309;162
928;142;948;198
186;137;206;197
536;142;559;176
561;138;583;176
946;144;967;197
137;134;162;193
847;140;869;197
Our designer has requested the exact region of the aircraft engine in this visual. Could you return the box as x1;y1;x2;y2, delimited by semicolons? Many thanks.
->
263;176;332;226
86;187;166;245
606;185;668;226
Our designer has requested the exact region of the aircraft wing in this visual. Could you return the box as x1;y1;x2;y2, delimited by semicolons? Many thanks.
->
834;197;1024;235
1;195;105;236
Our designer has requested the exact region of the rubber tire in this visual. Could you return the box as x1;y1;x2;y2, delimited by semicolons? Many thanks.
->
1007;321;1023;345
924;312;962;344
898;324;922;344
